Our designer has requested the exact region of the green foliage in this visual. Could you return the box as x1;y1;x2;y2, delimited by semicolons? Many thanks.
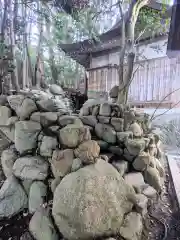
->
135;6;170;40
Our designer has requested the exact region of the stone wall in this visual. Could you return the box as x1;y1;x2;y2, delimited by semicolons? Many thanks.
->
0;94;165;240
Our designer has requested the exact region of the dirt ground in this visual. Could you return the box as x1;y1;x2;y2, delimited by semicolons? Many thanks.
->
0;156;180;240
142;155;180;240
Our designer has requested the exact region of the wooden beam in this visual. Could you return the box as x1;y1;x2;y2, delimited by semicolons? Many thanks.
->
167;0;180;58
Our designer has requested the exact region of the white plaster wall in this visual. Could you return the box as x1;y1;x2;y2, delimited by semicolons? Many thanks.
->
90;37;168;67
90;55;109;68
137;38;168;61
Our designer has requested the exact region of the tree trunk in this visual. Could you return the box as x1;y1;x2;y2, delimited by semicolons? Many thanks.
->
34;2;43;88
46;18;58;84
117;0;149;104
10;0;20;92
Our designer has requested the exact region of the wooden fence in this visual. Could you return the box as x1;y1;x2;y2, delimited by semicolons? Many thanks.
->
87;56;180;107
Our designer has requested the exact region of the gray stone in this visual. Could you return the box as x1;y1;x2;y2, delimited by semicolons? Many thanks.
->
15;121;41;154
125;139;145;156
0;95;7;106
39;136;58;157
92;105;99;116
97;116;110;124
59;124;91;148
133;152;151;171
49;84;64;95
95;123;116;144
109;85;118;98
0;126;15;142
144;166;162;192
111;160;128;176
58;115;83;127
124;110;135;130
79;106;89;116
129;122;143;137
109;146;123;156
6;116;18;126
80;116;97;127
1;148;17;177
36;99;57;112
117;131;133;143
7;95;25;115
74;140;100;164
29;208;58;240
51;177;62;193
123;148;134;162
52;159;135;240
71;158;82;172
0;176;27;219
29;181;47;213
22;180;33;196
124;172;145;189
48;125;60;134
133;194;148;216
96;140;109;150
31;112;58;127
111;118;124;132
18;98;37;120
0;106;11;125
99;103;111;116
119;212;143;240
142;185;157;199
51;149;74;177
13;156;48;180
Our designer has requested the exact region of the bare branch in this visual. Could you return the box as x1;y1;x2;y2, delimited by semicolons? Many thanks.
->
150;87;180;120
152;100;180;120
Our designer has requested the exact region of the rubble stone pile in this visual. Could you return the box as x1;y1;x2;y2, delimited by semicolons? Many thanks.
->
0;93;165;240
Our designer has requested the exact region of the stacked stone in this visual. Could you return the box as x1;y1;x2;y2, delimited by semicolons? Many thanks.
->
0;95;164;240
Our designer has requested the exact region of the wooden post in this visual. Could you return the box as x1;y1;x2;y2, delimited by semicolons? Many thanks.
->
167;0;180;58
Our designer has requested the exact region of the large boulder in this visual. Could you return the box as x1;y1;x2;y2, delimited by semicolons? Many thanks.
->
59;124;91;148
29;181;47;213
0;176;27;218
95;123;116;144
15;121;41;154
29;208;58;240
1;148;18;177
13;156;48;180
74;140;100;164
51;149;74;177
52;160;135;240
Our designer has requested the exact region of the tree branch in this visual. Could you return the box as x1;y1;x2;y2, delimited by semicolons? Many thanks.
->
150;87;180;120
